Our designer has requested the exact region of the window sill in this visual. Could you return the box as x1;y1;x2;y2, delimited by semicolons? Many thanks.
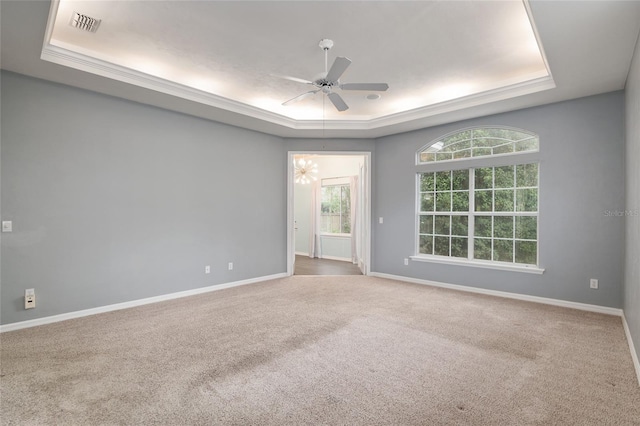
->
409;255;545;274
320;233;351;238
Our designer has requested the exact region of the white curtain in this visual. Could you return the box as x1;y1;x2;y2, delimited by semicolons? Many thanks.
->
309;180;322;258
350;175;359;265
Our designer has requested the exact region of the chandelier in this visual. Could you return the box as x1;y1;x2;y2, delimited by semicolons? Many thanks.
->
294;157;319;184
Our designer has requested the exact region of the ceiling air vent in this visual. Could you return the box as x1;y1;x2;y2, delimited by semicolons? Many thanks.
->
70;12;101;33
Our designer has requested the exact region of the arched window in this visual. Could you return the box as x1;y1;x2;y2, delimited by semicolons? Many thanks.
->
414;127;541;272
417;127;538;164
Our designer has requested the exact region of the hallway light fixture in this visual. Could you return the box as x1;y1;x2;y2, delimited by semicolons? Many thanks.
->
294;157;318;184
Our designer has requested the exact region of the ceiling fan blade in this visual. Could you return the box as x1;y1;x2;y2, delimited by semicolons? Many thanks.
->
271;74;314;85
282;90;319;106
327;92;349;112
340;83;389;91
326;56;352;82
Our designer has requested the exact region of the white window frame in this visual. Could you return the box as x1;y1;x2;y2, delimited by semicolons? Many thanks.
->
411;127;544;274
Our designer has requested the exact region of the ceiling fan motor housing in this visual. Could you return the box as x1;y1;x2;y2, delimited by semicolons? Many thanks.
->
312;72;338;91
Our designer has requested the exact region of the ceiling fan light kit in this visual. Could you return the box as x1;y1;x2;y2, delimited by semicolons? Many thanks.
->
279;39;389;112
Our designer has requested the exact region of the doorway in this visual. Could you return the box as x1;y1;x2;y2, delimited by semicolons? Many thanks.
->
287;152;371;276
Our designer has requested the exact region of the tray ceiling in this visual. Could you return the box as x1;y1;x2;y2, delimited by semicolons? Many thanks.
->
42;0;552;130
1;1;639;138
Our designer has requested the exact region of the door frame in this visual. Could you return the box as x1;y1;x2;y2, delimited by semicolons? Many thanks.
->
287;151;372;276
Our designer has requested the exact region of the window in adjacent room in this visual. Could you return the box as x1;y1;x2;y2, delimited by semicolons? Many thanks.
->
321;183;351;234
415;127;540;269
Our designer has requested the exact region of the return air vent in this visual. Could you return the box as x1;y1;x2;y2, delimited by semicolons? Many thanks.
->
70;12;101;33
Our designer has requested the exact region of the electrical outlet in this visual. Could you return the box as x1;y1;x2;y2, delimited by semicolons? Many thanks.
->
404;258;409;266
228;262;233;271
25;288;35;309
205;265;210;274
379;217;384;224
590;279;598;289
2;221;12;233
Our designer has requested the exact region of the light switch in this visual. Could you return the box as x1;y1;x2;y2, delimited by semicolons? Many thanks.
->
2;221;12;232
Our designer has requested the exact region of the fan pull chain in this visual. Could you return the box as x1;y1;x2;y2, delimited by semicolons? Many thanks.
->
323;95;326;144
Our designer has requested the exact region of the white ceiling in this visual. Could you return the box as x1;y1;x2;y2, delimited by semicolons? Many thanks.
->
1;1;640;138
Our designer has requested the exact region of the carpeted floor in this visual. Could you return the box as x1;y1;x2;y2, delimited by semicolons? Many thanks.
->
1;276;639;425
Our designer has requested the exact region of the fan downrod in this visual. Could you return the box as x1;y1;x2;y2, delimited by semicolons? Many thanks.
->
316;39;336;89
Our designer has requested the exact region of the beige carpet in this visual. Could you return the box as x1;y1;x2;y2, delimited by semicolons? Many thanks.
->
1;276;639;425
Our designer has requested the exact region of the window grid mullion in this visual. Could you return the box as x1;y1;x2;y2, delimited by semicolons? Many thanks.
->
512;166;516;263
491;167;495;261
468;168;475;260
337;187;341;233
416;132;539;267
340;186;345;233
449;171;453;257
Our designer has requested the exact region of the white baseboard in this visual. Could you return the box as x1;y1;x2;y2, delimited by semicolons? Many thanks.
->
295;251;309;256
321;255;352;262
369;272;623;316
0;273;287;333
622;314;640;387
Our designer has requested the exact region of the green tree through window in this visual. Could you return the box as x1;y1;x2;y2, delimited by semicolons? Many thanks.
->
321;185;351;234
417;127;539;266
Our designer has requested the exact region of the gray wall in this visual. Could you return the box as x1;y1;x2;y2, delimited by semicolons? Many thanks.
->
374;92;626;308
1;71;287;325
1;71;630;328
625;34;640;367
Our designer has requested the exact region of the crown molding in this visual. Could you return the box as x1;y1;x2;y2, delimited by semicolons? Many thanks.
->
41;0;555;135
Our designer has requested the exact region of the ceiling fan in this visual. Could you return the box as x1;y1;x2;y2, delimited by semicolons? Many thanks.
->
276;39;389;112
